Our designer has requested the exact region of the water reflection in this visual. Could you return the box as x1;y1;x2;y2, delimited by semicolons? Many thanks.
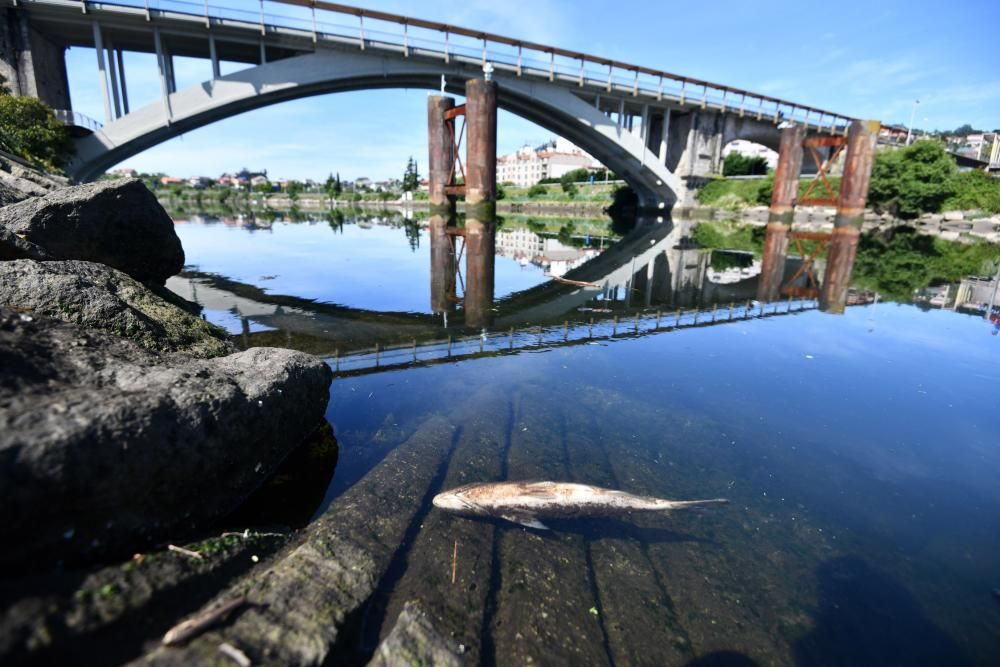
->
161;208;999;665
168;211;878;363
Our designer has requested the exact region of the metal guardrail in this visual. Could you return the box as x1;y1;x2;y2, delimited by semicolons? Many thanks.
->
41;0;860;133
53;108;103;131
331;298;819;376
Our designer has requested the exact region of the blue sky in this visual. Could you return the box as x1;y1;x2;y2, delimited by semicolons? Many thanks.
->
63;0;1000;181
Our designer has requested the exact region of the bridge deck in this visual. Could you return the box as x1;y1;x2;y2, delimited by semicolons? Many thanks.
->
11;0;857;133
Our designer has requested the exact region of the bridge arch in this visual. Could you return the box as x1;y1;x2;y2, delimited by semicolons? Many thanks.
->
70;49;689;207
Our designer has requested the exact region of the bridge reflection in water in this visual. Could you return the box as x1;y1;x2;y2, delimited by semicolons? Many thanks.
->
167;212;871;376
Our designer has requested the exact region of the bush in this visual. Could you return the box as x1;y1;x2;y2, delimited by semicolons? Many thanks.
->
942;170;1000;213
0;93;74;170
853;226;1000;300
723;152;769;176
561;181;578;197
868;141;957;219
527;184;548;198
691;222;765;252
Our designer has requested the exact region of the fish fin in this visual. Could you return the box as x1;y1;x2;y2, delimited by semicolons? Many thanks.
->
499;513;550;530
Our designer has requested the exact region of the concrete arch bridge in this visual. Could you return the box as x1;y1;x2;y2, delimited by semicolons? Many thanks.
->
0;0;858;207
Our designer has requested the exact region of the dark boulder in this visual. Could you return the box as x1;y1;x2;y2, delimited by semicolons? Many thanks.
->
0;227;48;261
0;178;183;283
0;259;231;357
0;308;333;569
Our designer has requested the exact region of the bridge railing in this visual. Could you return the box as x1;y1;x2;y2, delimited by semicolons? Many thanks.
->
79;0;856;132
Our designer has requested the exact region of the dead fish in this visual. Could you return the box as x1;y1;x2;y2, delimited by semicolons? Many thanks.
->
432;481;728;530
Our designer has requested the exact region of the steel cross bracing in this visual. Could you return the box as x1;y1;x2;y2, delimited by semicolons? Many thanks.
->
7;0;861;134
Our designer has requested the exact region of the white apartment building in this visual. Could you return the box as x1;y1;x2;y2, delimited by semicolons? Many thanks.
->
497;137;599;187
495;227;599;277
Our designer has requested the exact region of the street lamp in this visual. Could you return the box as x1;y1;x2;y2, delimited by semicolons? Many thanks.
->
905;99;920;145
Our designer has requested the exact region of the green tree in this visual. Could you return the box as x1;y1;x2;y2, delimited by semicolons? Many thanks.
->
253;180;272;193
722;151;768;176
0;85;74;170
286;180;303;200
868;141;957;218
402;156;420;192
561;180;578;197
527;184;547;198
323;172;342;201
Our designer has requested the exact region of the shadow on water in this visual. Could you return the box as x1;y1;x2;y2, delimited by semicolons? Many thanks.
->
794;556;971;667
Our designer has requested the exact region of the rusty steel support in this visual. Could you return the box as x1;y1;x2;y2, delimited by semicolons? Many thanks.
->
464;78;498;218
461;77;498;328
427;95;456;213
429;214;457;315
463;218;495;329
820;119;880;313
757;123;805;302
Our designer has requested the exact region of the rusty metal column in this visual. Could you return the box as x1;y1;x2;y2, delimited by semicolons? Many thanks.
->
429;214;457;316
464;78;498;216
427;95;456;214
820;120;880;313
463;77;498;329
757;123;805;302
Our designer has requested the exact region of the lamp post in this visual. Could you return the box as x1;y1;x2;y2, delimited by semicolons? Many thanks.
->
905;99;920;145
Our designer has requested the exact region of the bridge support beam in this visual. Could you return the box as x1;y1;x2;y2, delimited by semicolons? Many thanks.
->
463;77;498;329
820;120;879;313
0;8;70;109
91;22;112;123
426;94;456;213
464;78;497;215
757;123;805;302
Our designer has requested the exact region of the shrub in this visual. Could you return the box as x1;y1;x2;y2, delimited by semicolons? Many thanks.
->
942;169;1000;213
527;184;547;198
723;152;768;176
561;181;578;197
0;92;74;170
867;141;957;218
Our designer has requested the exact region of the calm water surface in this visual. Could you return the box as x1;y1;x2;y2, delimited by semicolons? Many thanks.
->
171;213;1000;665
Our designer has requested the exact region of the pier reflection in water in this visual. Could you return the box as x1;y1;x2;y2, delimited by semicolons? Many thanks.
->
168;211;869;372
166;211;997;665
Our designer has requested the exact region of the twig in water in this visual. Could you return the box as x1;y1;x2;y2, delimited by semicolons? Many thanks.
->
168;544;204;560
162;596;246;646
451;540;458;585
218;641;251;666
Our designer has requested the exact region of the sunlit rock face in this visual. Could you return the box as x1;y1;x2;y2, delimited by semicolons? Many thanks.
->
0;178;184;283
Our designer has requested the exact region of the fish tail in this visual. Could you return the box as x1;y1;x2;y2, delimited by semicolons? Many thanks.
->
659;498;729;511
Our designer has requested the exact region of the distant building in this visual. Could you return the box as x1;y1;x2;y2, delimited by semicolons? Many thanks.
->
495;226;599;277
354;177;372;190
111;167;137;178
250;175;270;188
186;176;213;189
496;137;598;187
159;176;183;186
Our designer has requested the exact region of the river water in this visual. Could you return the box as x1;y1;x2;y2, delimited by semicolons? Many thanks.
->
168;211;1000;665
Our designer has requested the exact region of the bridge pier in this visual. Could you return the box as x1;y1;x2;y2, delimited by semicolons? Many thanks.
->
757;123;805;302
463;77;498;329
820;120;879;313
426;94;456;214
0;8;70;109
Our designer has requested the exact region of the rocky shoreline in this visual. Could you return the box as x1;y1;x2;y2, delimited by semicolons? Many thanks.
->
0;168;440;665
